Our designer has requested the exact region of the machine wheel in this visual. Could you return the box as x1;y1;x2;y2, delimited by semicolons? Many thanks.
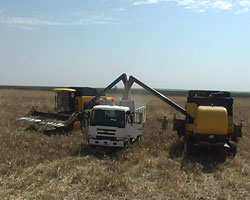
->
124;140;129;147
231;132;238;142
232;135;237;142
184;136;193;156
228;141;237;157
125;138;134;147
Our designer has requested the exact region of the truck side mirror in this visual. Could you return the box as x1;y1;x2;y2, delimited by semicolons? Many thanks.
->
130;115;133;124
126;111;131;123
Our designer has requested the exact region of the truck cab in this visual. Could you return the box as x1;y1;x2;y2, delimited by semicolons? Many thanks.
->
88;100;146;147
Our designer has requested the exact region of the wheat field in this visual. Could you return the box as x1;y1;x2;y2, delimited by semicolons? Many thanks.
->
0;89;250;199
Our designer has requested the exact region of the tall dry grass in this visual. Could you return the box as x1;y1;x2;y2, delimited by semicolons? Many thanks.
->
0;89;250;199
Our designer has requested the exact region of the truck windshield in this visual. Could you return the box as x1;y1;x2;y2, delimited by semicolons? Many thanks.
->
90;109;125;128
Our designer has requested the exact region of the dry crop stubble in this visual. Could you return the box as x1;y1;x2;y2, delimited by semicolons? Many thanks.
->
0;89;250;199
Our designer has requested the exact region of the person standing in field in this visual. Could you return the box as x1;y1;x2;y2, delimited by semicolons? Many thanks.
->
162;116;168;132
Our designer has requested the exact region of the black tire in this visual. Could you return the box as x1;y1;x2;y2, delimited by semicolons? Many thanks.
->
184;136;193;156
231;132;238;142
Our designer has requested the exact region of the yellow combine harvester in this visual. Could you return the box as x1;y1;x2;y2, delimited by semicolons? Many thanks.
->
19;87;114;131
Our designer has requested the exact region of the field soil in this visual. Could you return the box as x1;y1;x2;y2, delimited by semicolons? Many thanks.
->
0;89;250;199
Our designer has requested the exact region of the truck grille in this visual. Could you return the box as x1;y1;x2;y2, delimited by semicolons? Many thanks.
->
97;128;116;135
96;136;118;141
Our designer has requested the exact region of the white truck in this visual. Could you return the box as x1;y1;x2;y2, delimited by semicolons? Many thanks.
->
85;73;183;148
88;100;146;147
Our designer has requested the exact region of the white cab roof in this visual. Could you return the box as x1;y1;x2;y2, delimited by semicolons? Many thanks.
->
93;105;130;112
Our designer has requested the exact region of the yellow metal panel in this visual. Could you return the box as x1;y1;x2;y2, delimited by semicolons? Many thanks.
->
73;121;81;130
186;103;198;118
196;106;228;135
75;96;82;110
187;124;195;132
82;96;95;102
75;96;96;111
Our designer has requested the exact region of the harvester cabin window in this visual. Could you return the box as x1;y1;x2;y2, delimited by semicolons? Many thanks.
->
57;92;69;111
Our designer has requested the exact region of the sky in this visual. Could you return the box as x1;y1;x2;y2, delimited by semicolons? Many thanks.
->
0;0;250;91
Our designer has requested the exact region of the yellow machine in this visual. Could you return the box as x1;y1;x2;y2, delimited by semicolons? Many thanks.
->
174;90;242;156
19;87;114;131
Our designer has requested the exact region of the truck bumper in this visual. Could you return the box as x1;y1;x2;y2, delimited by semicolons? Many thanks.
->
88;138;125;147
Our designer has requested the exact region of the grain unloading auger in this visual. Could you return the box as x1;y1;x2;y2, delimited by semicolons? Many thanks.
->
125;75;243;155
18;87;114;131
90;74;242;154
85;73;192;148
